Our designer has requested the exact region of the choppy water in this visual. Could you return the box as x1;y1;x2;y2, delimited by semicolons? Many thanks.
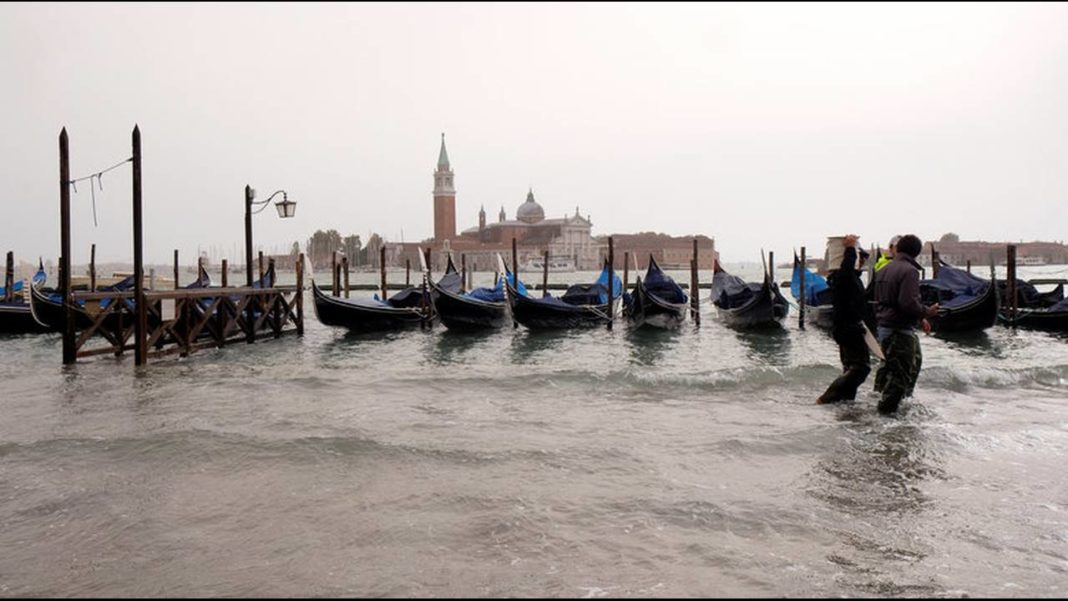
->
1;265;1067;597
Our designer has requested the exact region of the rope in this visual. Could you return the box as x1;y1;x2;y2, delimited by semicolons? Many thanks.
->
67;157;132;227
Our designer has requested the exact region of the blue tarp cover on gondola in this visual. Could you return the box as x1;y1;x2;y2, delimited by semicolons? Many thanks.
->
712;271;764;309
790;262;831;306
921;262;991;309
559;264;622;306
643;259;687;304
467;271;529;302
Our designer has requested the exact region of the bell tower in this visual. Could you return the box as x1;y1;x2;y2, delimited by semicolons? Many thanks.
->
433;133;456;242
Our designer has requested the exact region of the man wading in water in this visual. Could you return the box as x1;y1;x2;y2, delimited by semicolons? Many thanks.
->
871;234;939;414
817;234;873;405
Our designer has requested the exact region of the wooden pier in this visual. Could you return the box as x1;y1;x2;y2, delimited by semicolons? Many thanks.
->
58;126;303;366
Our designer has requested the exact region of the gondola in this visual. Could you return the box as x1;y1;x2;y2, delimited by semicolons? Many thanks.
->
312;265;444;334
622;255;688;329
790;253;833;330
919;260;998;333
429;256;519;331
29;272;138;333
710;259;789;329
997;280;1068;332
0;261;50;334
505;260;622;330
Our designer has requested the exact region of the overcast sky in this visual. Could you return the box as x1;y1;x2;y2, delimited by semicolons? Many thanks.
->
2;2;1067;266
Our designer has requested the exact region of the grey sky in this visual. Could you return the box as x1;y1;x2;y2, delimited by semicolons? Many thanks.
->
2;2;1067;266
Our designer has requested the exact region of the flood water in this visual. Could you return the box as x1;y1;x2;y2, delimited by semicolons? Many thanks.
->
1;264;1067;597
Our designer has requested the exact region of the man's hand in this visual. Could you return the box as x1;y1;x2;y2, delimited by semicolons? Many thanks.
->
925;303;940;318
921;318;932;334
843;234;859;248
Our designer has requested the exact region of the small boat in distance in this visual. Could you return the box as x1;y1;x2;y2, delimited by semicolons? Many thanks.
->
520;255;575;273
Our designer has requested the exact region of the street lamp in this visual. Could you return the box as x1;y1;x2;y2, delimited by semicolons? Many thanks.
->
244;185;296;287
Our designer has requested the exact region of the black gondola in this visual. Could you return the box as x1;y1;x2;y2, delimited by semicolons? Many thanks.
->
505;261;621;330
1000;303;1068;332
28;272;138;333
312;261;454;333
622;255;688;329
920;260;998;333
710;259;789;329
429;256;512;331
0;261;50;334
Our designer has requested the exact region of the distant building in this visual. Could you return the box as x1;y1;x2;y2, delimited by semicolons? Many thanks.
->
916;233;1068;266
395;134;718;274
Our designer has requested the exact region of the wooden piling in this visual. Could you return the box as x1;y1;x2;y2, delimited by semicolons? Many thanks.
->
966;260;972;274
295;253;305;336
691;238;700;326
768;251;774;284
60;128;75;364
173;249;179;289
90;244;96;292
406;258;411;287
542;250;549;297
221;259;228;287
1007;244;1017;326
380;245;387;300
258;250;265;287
931;244;940;279
512;238;519;329
3;251;12;303
623;251;629;293
342;255;350;298
799;246;806;330
461;253;467;294
132;125;147;366
607;236;614;330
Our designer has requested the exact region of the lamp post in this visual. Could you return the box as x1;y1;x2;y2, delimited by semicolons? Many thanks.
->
244;185;296;287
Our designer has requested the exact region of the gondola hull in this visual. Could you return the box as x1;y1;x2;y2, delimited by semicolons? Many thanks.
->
928;282;998;333
508;286;610;330
312;281;426;333
429;282;507;331
0;301;52;334
714;280;789;330
998;308;1068;332
626;281;688;329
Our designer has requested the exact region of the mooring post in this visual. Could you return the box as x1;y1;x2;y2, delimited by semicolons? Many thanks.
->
406;258;411;287
173;249;179;289
607;236;614;330
197;255;204;282
380;245;387;301
258;251;265;287
461;253;467;294
268;258;280;337
89;243;96;292
691;238;700;326
221;259;228;287
542;250;549;297
330;251;338;296
244;185;254;287
799;246;806;330
931;244;940;279
3;251;12;303
512;238;519;329
342;255;350;298
132;125;147;366
623;251;629;293
295;253;305;336
1007;244;1018;326
59;128;75;364
768;251;775;285
966;259;972;274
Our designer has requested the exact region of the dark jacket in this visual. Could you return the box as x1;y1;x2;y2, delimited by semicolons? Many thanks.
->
829;246;866;331
872;253;928;329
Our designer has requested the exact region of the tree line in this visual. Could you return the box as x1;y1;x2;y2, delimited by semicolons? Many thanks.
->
303;229;385;269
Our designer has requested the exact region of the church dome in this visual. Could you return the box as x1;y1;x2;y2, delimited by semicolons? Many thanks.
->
516;188;545;224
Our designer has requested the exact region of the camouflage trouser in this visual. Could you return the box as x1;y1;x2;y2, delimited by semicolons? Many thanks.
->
873;332;922;397
875;330;921;414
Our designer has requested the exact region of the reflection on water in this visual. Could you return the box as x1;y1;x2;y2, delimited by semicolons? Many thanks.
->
934;329;1001;357
427;327;494;365
624;326;679;366
510;329;569;364
736;327;792;365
